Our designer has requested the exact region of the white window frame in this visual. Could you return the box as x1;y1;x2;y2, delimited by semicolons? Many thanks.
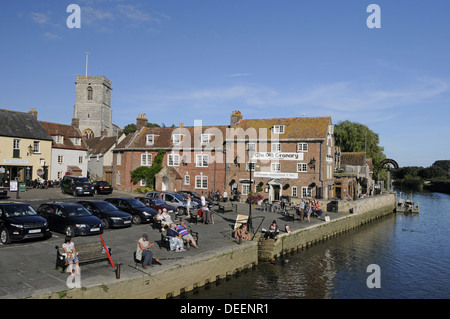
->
172;134;182;144
272;125;285;134
117;152;122;166
168;153;180;167
242;184;251;196
247;143;257;152
297;163;307;172
33;141;40;154
184;173;190;185
141;153;152;166
302;186;312;198
271;143;281;152
13;139;20;149
146;134;155;145
292;186;298;198
196;154;209;167
195;175;208;189
57;155;64;164
78;156;83;164
116;171;121;185
201;134;212;145
271;162;281;172
297;143;308;152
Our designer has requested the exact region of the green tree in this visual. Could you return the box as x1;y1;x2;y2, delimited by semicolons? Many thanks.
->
334;120;386;177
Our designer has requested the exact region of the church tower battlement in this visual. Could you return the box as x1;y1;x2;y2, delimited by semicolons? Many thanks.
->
73;74;113;138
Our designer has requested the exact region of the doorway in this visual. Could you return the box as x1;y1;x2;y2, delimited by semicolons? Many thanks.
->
162;176;169;191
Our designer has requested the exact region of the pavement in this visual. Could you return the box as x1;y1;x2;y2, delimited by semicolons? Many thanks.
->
0;187;341;299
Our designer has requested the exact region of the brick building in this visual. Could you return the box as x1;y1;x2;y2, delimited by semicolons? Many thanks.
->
113;114;228;193
112;111;336;201
225;111;336;201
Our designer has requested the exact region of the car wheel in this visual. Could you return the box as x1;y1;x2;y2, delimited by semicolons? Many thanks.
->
0;228;12;244
132;215;142;224
65;226;75;237
102;218;110;229
177;207;186;215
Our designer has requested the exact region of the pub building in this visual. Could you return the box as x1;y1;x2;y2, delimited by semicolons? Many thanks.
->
0;109;53;187
112;111;336;201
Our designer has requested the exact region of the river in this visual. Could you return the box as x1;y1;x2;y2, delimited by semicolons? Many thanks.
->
180;191;450;299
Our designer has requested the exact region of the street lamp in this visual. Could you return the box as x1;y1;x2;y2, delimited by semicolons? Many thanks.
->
247;149;254;233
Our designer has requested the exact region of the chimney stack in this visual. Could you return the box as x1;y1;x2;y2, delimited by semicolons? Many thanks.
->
230;110;243;127
136;113;148;131
72;118;80;128
29;108;38;119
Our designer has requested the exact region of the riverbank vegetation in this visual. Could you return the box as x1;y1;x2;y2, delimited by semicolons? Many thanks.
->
392;160;450;194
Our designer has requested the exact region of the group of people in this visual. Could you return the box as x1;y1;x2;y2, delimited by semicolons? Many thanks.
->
297;199;324;222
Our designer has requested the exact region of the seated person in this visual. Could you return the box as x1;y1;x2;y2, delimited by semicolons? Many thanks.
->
166;223;185;252
264;220;279;239
161;208;175;227
313;200;323;218
235;223;250;242
136;233;155;269
175;220;199;249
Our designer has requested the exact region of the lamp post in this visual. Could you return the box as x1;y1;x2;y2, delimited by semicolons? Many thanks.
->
247;150;254;233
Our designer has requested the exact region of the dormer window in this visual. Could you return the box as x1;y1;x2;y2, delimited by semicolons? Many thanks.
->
53;135;64;144
172;134;182;144
71;137;81;145
146;134;155;145
272;125;285;134
201;134;211;145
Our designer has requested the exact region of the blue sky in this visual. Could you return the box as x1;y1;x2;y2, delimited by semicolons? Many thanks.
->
1;0;449;168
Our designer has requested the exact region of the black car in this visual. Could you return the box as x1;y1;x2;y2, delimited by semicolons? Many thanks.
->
37;202;104;237
0;202;52;244
0;187;7;199
104;197;157;224
61;175;95;197
134;197;176;214
93;181;113;195
77;200;132;229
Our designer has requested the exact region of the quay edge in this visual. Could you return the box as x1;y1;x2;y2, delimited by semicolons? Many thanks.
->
30;193;395;299
258;193;397;261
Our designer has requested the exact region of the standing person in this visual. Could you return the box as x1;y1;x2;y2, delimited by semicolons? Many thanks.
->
299;199;306;222
200;192;206;208
62;236;80;277
186;195;191;218
136;233;154;269
202;204;213;224
222;190;228;202
306;200;313;222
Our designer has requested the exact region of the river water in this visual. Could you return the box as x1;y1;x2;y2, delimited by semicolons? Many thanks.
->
181;191;450;299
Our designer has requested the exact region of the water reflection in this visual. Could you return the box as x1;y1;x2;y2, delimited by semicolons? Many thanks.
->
181;192;450;299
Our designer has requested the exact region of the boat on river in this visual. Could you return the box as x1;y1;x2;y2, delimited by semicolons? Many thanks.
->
395;192;419;213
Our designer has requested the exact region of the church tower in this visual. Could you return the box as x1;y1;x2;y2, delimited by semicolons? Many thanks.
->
73;75;113;138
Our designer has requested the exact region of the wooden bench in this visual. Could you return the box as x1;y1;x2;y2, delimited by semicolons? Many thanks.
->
55;241;112;273
217;202;237;213
159;228;199;251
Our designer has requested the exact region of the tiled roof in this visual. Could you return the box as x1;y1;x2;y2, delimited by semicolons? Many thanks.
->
0;109;52;141
341;152;366;166
230;116;332;140
39;121;87;151
84;136;120;155
115;125;229;150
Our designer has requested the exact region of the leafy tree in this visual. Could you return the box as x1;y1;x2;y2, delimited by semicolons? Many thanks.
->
120;122;161;135
334;120;386;177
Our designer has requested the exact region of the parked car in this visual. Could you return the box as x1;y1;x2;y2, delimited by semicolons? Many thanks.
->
145;191;199;215
178;190;213;206
37;202;104;237
134;197;176;213
93;181;113;195
0;202;52;244
77;200;132;229
104;197;157;224
0;187;7;199
60;175;94;197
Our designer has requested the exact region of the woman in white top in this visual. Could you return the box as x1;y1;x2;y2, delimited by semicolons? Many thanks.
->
62;236;80;276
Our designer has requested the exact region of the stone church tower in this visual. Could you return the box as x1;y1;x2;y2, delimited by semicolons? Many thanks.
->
72;75;113;138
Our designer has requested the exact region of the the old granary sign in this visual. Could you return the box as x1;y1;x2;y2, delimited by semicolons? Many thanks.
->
251;152;304;161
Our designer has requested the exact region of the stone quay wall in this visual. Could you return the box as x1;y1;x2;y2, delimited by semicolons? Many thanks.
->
259;193;396;261
33;193;395;299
